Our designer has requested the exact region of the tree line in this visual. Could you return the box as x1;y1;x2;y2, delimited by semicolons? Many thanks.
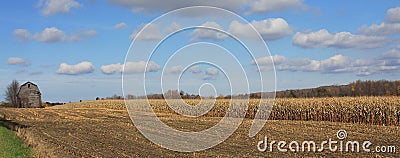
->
272;80;400;98
102;80;400;100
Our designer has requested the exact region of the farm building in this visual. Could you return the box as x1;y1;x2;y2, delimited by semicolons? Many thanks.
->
17;81;43;108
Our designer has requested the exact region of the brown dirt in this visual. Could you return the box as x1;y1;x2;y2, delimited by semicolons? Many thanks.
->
0;105;399;157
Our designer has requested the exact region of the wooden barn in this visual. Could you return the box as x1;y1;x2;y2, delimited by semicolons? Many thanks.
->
17;81;43;108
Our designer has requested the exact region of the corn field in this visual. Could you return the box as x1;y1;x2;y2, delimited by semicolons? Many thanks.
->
271;97;400;126
57;96;400;126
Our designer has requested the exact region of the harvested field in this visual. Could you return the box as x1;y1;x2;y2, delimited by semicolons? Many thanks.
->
0;99;399;157
62;97;400;126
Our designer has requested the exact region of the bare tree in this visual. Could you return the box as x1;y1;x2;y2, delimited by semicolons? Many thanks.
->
5;80;19;108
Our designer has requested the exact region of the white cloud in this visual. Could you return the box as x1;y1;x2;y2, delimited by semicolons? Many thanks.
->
166;65;202;74
253;55;319;72
229;18;292;41
357;7;400;36
320;54;352;73
56;61;95;75
192;21;228;41
292;29;388;49
38;0;81;16
7;57;31;67
247;0;305;13
385;7;400;23
205;68;219;75
101;61;161;74
101;63;123;74
13;29;32;42
203;68;219;80
34;27;67;43
165;22;182;34
130;23;163;41
166;65;184;74
253;54;376;75
188;66;202;73
124;61;161;74
357;23;400;35
17;27;96;43
382;45;400;59
379;45;400;68
251;55;285;65
114;22;128;29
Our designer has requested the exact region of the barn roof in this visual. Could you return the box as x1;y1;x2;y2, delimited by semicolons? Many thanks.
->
17;81;40;96
20;81;38;87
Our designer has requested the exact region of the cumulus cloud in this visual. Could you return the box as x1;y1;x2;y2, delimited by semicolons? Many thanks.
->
114;22;128;29
124;61;161;74
166;65;184;74
379;45;400;68
385;7;400;23
357;7;400;36
319;54;353;73
357;23;400;35
34;27;67;43
166;65;202;74
292;29;388;49
253;52;400;76
251;55;284;65
13;29;32;42
382;45;400;59
7;57;31;67
203;68;219;80
15;27;96;43
192;21;228;41
101;61;160;74
130;23;163;41
247;0;305;14
229;18;292;41
38;0;81;16
56;61;95;75
188;66;202;73
100;63;122;74
252;55;319;72
165;22;182;34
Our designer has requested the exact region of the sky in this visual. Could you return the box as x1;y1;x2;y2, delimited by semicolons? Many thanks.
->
1;0;399;102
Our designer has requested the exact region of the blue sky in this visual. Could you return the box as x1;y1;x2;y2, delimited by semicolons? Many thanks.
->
1;0;399;102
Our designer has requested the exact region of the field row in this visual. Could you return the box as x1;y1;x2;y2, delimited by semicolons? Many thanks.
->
56;96;400;126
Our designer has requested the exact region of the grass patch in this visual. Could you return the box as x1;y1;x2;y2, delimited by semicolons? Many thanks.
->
0;126;31;158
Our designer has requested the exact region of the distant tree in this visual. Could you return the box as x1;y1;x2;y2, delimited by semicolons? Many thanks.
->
126;94;136;100
397;86;400;96
0;101;10;107
107;94;123;100
96;97;100;100
4;80;19;108
289;91;297;98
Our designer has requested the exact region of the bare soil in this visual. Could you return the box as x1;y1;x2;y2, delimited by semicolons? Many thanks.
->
0;106;399;157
